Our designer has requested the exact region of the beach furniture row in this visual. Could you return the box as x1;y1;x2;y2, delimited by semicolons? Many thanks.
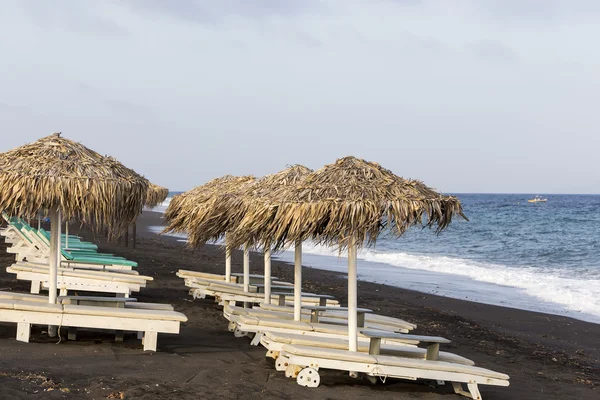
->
176;268;509;399
0;217;186;351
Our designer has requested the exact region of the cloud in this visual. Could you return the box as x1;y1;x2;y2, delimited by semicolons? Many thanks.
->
124;0;328;25
473;0;600;21
16;0;128;35
468;40;519;63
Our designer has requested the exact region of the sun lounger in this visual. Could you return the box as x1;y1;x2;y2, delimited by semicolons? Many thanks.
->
0;291;174;312
0;297;187;351
228;313;413;346
277;344;509;398
1;216;137;269
258;303;416;332
259;331;474;366
7;262;152;297
183;277;339;306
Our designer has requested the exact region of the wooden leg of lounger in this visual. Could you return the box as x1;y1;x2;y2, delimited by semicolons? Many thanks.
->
319;297;327;307
143;331;158;352
357;312;366;328
453;382;480;399
467;383;481;400
310;310;319;323
426;343;440;361
250;332;263;346
278;294;285;306
115;330;124;342
68;327;77;341
368;338;381;355
30;281;40;294
16;322;31;343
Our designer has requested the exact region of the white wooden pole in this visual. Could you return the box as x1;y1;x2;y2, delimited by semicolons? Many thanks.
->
225;233;232;283
225;245;232;283
243;244;250;293
294;240;302;321
64;219;69;249
48;209;61;338
348;235;358;352
264;248;272;304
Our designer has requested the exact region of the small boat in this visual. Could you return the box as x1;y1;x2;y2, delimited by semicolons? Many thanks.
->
528;195;547;203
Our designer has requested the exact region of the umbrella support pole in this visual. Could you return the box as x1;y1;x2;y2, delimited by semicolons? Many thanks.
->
132;222;137;249
264;249;271;304
225;244;232;283
243;245;250;293
65;220;69;249
294;241;302;321
48;209;61;338
348;235;358;352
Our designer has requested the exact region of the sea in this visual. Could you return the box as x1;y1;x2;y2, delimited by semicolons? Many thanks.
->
151;193;600;325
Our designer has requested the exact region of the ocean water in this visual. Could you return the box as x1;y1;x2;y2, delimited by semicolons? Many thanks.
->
151;193;600;324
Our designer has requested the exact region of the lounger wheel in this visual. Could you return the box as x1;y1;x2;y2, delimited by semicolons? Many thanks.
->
297;368;320;388
233;327;247;338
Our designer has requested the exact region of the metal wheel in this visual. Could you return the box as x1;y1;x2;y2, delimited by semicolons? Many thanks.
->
296;367;320;388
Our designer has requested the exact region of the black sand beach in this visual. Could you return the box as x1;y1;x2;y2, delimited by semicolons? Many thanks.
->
0;210;598;399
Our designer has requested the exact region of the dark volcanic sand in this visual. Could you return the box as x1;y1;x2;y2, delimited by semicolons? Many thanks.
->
0;211;598;399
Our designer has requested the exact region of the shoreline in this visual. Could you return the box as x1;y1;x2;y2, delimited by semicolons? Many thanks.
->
0;210;597;399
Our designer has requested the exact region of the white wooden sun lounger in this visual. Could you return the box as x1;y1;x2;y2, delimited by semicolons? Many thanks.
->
185;279;339;307
277;344;509;399
0;297;187;351
223;305;405;335
228;313;415;346
258;303;416;332
259;331;474;366
199;286;340;308
0;291;174;312
7;262;152;297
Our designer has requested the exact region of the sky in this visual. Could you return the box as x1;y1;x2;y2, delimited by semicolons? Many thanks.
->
0;0;599;194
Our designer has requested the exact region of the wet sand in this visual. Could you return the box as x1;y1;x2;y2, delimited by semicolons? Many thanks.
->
0;210;598;399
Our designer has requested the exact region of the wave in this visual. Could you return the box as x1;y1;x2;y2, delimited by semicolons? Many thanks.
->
296;243;600;322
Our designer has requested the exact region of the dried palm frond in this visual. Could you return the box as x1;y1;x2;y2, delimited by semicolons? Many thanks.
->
162;175;255;236
185;165;312;247
145;183;169;208
0;132;149;235
229;156;466;251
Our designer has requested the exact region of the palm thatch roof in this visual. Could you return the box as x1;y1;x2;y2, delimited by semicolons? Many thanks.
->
0;132;149;234
185;165;313;247
145;183;169;208
229;156;466;251
162;175;255;237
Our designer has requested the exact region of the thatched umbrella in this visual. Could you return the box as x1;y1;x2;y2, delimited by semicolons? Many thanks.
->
0;133;148;319
145;183;169;209
185;165;312;306
230;156;466;351
163;175;255;285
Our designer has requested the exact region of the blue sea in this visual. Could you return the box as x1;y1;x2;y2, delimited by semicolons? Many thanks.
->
152;193;600;324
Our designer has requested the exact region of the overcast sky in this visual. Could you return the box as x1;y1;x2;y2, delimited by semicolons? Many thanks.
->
1;0;598;193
